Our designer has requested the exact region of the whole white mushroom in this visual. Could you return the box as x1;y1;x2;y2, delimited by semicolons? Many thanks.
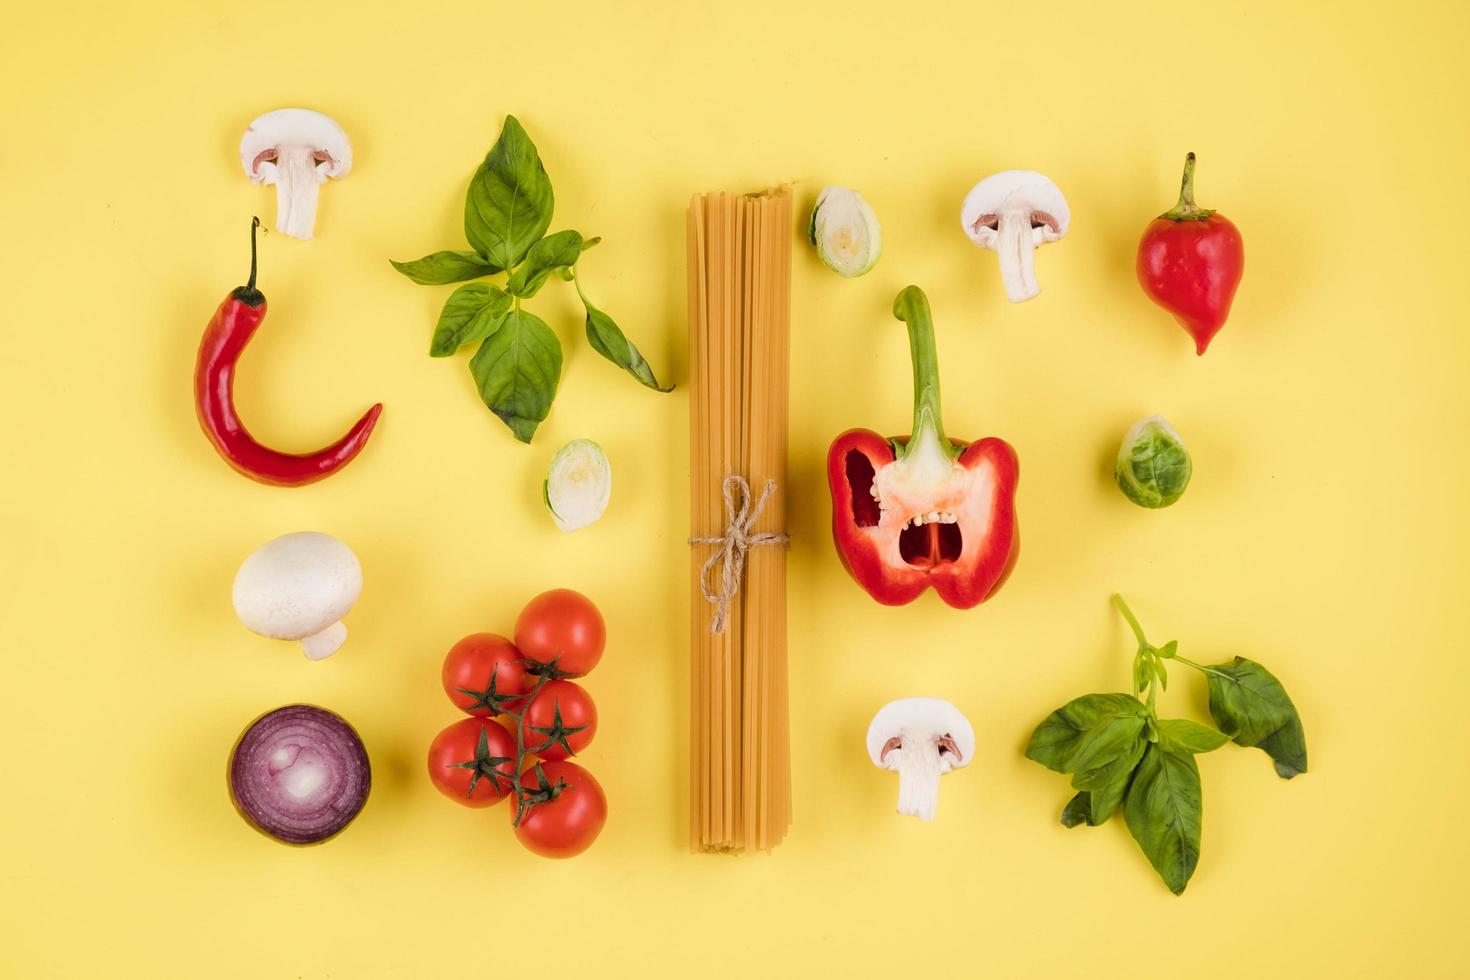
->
232;532;362;660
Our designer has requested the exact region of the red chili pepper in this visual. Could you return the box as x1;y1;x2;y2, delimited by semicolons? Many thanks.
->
1137;152;1245;355
195;218;382;487
826;286;1019;609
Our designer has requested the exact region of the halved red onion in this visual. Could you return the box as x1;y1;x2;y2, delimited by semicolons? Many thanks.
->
228;704;370;845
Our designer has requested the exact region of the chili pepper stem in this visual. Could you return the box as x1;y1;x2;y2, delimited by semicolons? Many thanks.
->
233;216;265;306
1160;153;1217;222
892;286;958;471
246;216;260;291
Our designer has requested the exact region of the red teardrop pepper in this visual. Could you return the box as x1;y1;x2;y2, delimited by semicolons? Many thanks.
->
1137;152;1245;355
826;286;1019;609
195;218;382;487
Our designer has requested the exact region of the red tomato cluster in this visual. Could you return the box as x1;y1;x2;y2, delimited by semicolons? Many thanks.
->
427;589;609;858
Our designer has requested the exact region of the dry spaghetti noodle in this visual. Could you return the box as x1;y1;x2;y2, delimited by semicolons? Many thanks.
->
687;187;791;853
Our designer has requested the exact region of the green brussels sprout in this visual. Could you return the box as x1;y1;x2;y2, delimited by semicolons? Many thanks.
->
1114;416;1192;509
544;439;612;531
808;186;882;278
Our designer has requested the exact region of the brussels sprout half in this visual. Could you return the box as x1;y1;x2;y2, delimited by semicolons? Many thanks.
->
544;439;612;531
1114;416;1192;509
808;186;882;278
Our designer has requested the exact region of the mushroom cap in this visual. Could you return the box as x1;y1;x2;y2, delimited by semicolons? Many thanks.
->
865;697;975;770
960;170;1070;246
240;108;353;181
232;532;361;642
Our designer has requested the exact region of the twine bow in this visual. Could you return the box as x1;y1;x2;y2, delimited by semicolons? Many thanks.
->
690;475;789;634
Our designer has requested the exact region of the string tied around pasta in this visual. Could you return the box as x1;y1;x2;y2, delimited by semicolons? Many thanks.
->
690;475;789;634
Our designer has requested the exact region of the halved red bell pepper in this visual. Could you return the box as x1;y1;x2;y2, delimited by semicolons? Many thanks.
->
826;286;1019;609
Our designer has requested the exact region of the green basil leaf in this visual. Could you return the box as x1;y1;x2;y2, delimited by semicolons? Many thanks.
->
1087;767;1134;825
1124;742;1202;895
1157;718;1229;754
1257;715;1308;780
1155;657;1168;691
507;231;586;298
582;296;673;392
1060;792;1093;828
1073;732;1147;825
390;250;501;285
1157;640;1178;659
429;283;512;357
1025;693;1147;775
1205;657;1308;778
1132;652;1150;695
468;309;562;443
464;115;554;270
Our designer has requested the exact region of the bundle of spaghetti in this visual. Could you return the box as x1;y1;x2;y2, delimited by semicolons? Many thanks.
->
687;187;791;853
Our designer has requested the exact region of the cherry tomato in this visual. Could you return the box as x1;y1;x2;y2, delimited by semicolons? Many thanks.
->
514;589;606;677
520;680;598;761
427;717;516;808
513;761;607;858
441;633;531;716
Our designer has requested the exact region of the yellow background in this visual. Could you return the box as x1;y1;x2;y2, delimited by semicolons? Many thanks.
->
3;1;1467;976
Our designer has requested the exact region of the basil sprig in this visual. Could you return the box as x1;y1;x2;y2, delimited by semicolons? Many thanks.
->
1026;594;1307;895
392;115;671;443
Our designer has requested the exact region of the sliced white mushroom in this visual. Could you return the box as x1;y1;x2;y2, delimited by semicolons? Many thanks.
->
232;532;362;660
240;109;353;241
866;697;975;821
960;171;1070;303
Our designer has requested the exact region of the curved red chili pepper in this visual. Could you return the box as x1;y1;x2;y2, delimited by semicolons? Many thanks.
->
195;218;382;487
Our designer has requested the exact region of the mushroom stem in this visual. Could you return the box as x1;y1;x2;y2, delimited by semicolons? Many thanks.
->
269;147;328;240
299;622;347;661
996;213;1040;303
895;744;944;821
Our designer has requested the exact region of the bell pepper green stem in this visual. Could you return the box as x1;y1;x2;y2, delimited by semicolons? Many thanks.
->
1161;152;1217;222
892;285;957;465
